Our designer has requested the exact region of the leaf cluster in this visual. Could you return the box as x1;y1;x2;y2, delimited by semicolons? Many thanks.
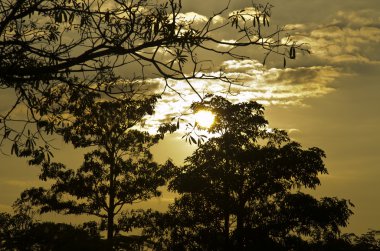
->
145;96;353;250
1;0;310;155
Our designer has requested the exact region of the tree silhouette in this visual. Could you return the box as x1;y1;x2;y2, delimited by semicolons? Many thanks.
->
309;230;380;251
153;95;354;250
0;199;104;250
18;97;173;247
0;0;309;155
0;213;104;250
0;206;34;250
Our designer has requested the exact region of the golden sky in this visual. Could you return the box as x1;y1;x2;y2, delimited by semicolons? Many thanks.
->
1;0;380;234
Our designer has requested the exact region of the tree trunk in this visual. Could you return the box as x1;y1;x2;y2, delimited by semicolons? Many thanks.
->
107;210;115;250
236;211;243;250
224;211;230;251
107;151;116;250
107;210;115;240
236;166;245;250
223;184;230;251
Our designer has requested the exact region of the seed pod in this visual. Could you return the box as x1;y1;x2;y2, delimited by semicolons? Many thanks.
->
290;46;296;59
105;12;110;23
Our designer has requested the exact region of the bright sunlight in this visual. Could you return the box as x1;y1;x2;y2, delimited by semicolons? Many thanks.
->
195;110;215;128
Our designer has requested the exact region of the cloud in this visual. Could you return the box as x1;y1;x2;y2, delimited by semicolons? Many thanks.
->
211;15;225;25
142;59;341;133
284;24;306;30
225;64;340;106
333;10;380;27
171;12;226;38
229;7;268;22
176;12;208;25
222;59;265;72
292;10;380;65
217;39;237;49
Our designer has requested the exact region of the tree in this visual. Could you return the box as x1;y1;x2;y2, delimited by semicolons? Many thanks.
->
0;212;104;251
0;0;309;155
19;97;173;247
0;203;34;250
156;95;353;250
309;230;380;251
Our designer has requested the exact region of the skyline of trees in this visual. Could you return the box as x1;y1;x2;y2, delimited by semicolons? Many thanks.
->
0;95;377;250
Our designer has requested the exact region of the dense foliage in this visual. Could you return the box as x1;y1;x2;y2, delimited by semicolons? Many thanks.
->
140;96;354;250
18;97;173;245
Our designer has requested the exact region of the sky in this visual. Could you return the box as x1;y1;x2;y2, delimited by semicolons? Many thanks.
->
1;0;380;235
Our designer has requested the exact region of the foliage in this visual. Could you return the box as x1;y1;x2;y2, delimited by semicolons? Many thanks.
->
0;210;34;250
0;204;102;251
18;97;174;242
0;219;104;251
146;95;354;250
309;230;380;251
0;0;309;155
2;206;378;251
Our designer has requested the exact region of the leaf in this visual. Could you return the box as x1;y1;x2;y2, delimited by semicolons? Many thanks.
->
11;142;19;156
154;20;159;35
265;16;269;26
55;11;62;23
190;136;196;145
3;129;11;139
62;11;68;22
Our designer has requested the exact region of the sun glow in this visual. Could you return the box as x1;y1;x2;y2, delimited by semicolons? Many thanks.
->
195;110;215;128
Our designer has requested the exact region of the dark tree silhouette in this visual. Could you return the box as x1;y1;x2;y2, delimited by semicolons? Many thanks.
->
18;97;173;247
0;213;104;250
309;230;380;251
0;0;309;155
0;207;34;250
0;200;103;250
146;95;353;250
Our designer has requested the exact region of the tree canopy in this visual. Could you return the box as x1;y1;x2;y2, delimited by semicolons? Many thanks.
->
0;205;104;251
0;0;308;155
19;97;173;244
144;95;354;250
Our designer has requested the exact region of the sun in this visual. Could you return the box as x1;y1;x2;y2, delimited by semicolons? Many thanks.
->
194;110;215;128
